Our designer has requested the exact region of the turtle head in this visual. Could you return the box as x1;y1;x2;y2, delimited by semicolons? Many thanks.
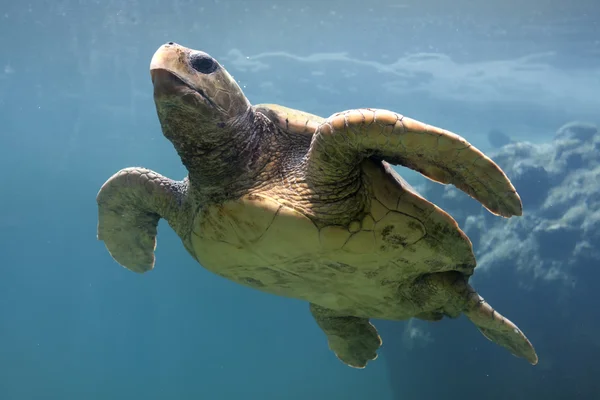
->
149;43;267;197
150;42;251;148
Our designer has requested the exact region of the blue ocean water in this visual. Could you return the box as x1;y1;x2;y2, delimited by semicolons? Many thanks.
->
1;1;599;399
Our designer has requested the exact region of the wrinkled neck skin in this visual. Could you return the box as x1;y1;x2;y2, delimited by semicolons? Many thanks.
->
158;105;274;204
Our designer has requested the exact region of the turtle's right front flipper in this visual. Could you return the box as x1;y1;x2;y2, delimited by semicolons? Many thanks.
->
96;167;187;273
305;109;522;218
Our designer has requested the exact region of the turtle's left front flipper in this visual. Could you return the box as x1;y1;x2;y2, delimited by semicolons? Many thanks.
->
97;167;188;273
305;109;522;217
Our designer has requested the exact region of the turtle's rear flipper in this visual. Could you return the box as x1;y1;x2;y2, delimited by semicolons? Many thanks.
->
97;167;186;273
463;288;538;365
309;303;382;369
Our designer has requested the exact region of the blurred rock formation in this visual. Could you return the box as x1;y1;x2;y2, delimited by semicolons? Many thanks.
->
487;128;513;149
420;121;600;284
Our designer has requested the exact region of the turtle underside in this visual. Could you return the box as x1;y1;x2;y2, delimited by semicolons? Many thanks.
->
190;157;474;320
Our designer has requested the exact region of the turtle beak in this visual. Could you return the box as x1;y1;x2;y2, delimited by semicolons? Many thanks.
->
150;43;190;86
150;42;250;119
150;43;212;106
150;43;183;76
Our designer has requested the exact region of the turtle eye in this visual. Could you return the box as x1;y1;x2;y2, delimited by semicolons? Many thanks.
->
190;53;218;74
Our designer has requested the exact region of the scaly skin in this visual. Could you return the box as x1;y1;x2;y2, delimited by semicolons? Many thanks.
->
97;42;538;369
305;109;522;218
309;271;538;367
310;303;382;369
96;168;192;272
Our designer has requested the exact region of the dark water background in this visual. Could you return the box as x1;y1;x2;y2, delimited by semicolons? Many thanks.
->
1;1;599;399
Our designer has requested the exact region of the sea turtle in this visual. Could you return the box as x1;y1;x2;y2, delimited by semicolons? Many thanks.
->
97;42;538;368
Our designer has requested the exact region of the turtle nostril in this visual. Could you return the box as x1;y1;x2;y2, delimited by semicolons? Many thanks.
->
167;42;174;45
